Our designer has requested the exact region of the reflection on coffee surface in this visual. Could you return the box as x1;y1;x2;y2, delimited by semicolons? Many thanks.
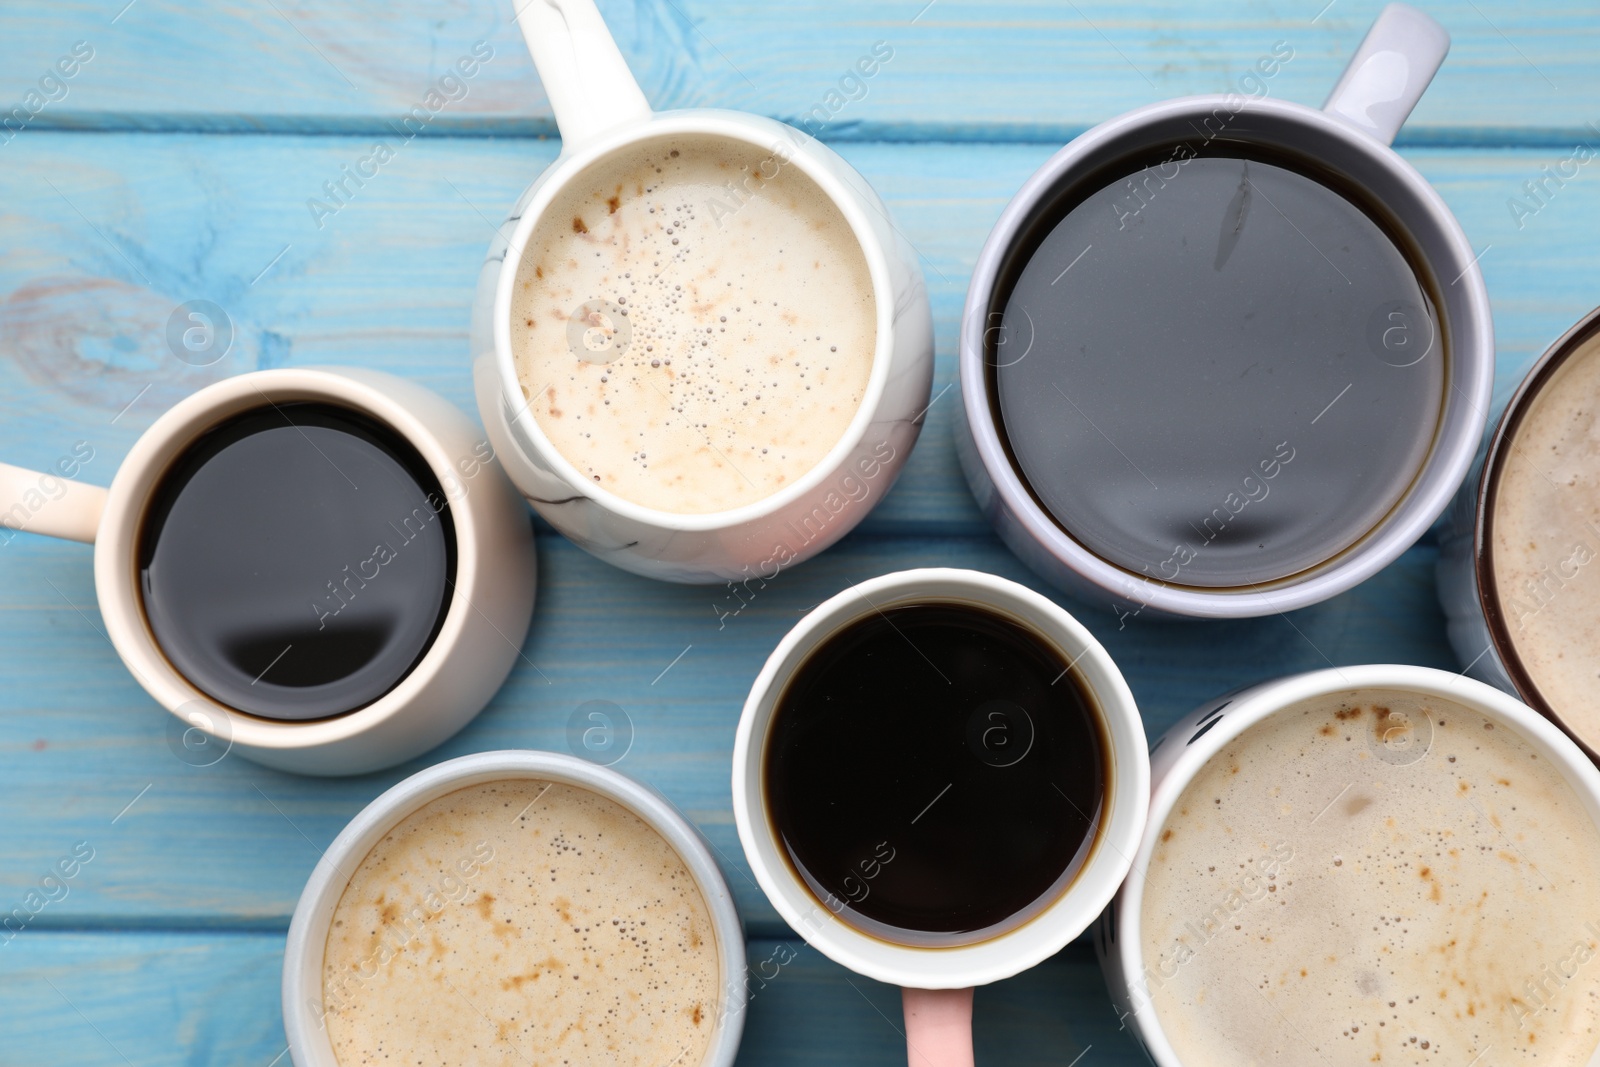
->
994;146;1443;587
322;780;721;1067
511;136;877;514
766;603;1106;946
1491;330;1600;751
139;403;454;720
1140;689;1600;1065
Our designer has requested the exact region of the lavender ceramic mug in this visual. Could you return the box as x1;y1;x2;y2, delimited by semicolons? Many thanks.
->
957;4;1493;620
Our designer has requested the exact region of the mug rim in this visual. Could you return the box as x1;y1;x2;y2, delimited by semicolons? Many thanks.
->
281;749;746;1067
1111;664;1600;1067
1469;304;1600;761
731;567;1150;988
490;108;901;533
94;367;493;754
959;93;1494;617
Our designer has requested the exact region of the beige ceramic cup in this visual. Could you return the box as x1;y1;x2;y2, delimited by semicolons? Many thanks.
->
0;368;536;775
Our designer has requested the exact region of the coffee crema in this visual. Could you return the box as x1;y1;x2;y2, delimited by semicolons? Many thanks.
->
511;135;877;514
993;144;1444;587
322;780;722;1067
1139;689;1600;1066
1490;329;1600;751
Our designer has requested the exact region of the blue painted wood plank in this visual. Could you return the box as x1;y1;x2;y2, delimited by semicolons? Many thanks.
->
0;56;1596;1067
0;531;1454;936
2;931;1134;1065
0;135;1596;539
0;135;1595;936
0;1;1595;141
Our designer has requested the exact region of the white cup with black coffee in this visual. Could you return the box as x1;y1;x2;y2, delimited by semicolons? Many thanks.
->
732;568;1150;1066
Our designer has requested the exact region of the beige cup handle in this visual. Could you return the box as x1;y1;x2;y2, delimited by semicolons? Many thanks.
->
903;987;975;1067
0;462;107;544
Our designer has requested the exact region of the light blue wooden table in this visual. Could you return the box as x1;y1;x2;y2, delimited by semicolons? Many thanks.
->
2;2;1597;1062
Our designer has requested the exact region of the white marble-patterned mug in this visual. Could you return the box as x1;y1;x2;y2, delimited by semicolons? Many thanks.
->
470;0;933;584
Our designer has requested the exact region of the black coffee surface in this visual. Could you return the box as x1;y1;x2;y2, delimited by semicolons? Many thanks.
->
766;603;1106;945
139;403;454;721
994;146;1443;587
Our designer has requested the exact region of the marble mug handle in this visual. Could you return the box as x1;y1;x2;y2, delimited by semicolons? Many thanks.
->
512;0;652;147
903;987;975;1067
0;461;106;544
1323;2;1450;146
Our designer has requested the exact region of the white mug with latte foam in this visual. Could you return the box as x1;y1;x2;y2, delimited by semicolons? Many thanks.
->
283;750;747;1067
1099;664;1600;1067
470;0;934;583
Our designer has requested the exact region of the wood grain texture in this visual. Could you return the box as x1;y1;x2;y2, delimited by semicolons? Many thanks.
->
0;530;1456;935
2;0;1599;1061
1;1;1595;140
0;136;1596;533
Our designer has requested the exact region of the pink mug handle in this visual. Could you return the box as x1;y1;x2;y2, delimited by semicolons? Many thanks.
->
902;987;975;1067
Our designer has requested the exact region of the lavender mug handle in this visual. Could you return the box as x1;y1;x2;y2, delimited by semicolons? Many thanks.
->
1323;2;1449;146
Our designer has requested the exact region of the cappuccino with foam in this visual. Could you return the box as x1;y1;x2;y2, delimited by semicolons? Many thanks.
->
321;779;722;1067
1138;689;1600;1066
510;136;877;514
1490;330;1600;753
